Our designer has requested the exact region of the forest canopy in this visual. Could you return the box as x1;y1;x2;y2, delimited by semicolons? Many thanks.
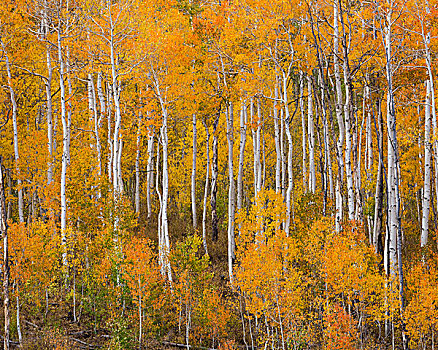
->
1;0;438;349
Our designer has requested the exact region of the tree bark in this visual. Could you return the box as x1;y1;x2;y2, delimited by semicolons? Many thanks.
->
191;114;197;230
211;111;219;242
202;121;210;255
237;101;247;209
226;103;235;283
307;76;316;193
0;156;10;350
421;80;432;247
0;37;24;223
146;127;154;220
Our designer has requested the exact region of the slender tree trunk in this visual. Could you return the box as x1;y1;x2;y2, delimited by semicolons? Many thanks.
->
156;140;164;274
237;101;247;208
191;114;197;230
343;61;355;221
281;108;286;200
251;99;258;198
211;111;219;242
227;103;235;283
0;156;10;350
16;290;21;344
333;2;345;230
318;68;333;198
57;27;69;269
382;6;407;347
423;29;437;246
422;80;432;247
202;121;210;255
138;277;142;350
146;127;154;220
283;73;294;235
46;44;54;186
299;72;307;193
0;37;24;223
274;85;282;194
135;112;142;215
256;100;262;194
107;82;113;184
157;91;172;284
88;74;102;199
308;76;316;193
373;97;384;257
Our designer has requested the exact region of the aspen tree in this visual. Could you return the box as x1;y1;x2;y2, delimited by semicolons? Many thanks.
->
251;98;261;198
146;126;154;220
421;80;432;247
191;113;197;229
88;74;103;199
226;102;235;283
333;0;345;230
379;1;407;346
307;76;316;193
237;101;247;209
338;0;355;221
283;72;294;235
40;3;55;186
153;76;172;283
318;68;333;198
373;97;384;256
0;36;24;223
56;9;69;268
210;111;219;242
255;100;262;194
0;156;10;350
107;82;113;185
416;7;438;246
274;84;282;194
135;112;142;215
299;73;307;193
202;121;210;255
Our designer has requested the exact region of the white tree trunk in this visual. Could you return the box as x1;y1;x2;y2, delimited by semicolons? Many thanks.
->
299;72;307;193
0;156;10;350
202;122;210;255
423;30;438;245
154;77;172;284
46;44;54;186
210;114;219;242
110;16;122;202
160;112;172;284
307;76;316;193
155;140;164;273
237;101;247;208
343;57;355;221
251;99;258;198
280;108;286;199
88;74;102;199
318;69;333;197
57;27;68;268
256;100;262;194
384;13;398;278
333;1;345;229
191;114;197;229
135;112;142;215
421;80;432;248
226;103;235;283
0;37;24;223
107;82;113;185
283;73;293;235
146;127;154;220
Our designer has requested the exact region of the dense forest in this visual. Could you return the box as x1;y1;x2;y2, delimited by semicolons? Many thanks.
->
0;0;438;348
